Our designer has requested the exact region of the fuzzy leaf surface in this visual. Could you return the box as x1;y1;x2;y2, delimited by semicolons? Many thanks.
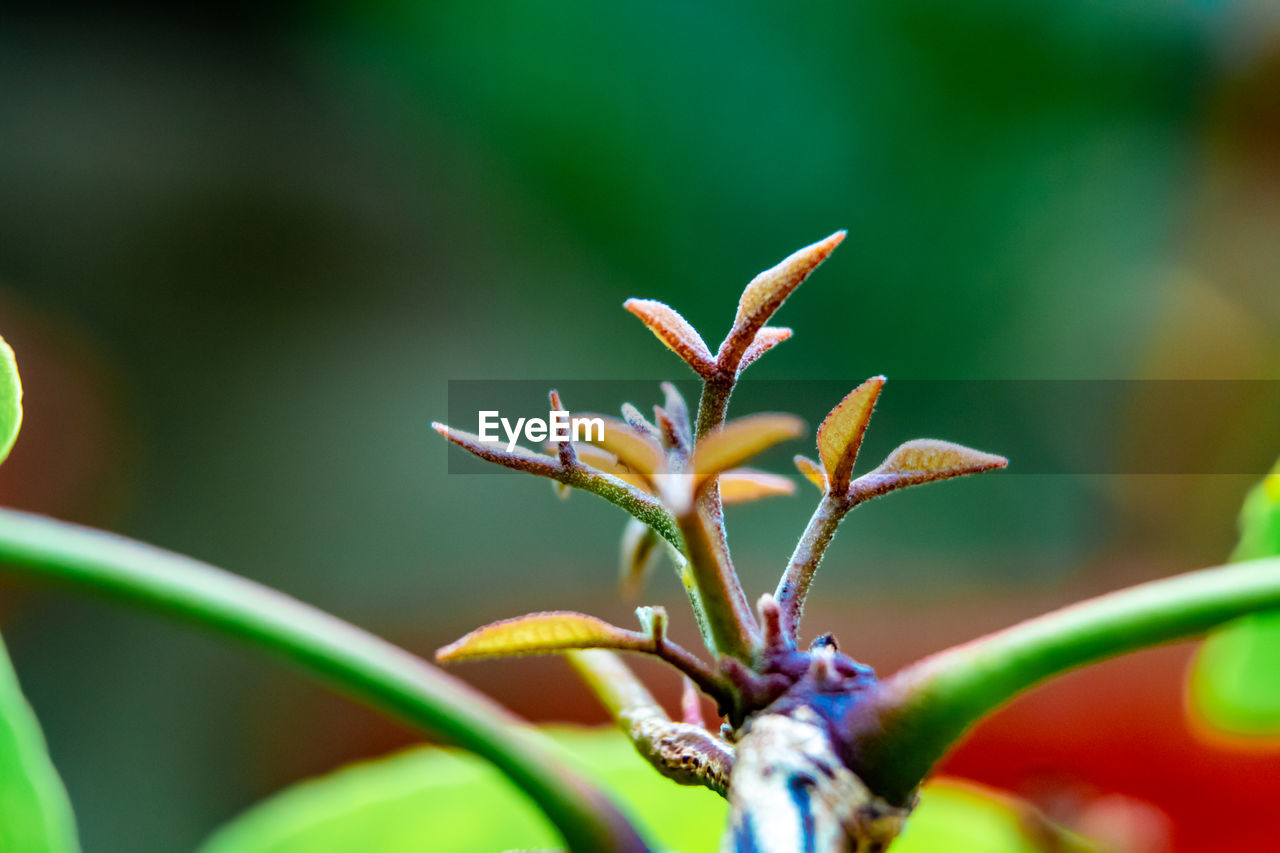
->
736;327;792;373
731;232;844;331
437;612;647;662
574;415;665;475
860;439;1008;494
718;469;795;504
690;414;805;487
817;376;884;494
794;455;827;492
623;299;715;376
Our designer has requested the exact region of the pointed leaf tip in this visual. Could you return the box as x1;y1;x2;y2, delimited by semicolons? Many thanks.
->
818;376;886;495
561;444;650;491
620;518;661;598
737;326;793;373
719;468;796;504
573;413;665;474
732;231;846;329
623;298;716;377
858;438;1007;497
435;424;560;477
657;382;692;449
691;413;806;491
794;455;828;492
634;605;668;642
436;611;648;662
620;403;661;444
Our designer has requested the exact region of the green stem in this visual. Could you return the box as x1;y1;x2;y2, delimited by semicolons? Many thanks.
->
853;556;1280;805
674;504;760;662
0;509;650;853
688;373;762;662
694;375;734;442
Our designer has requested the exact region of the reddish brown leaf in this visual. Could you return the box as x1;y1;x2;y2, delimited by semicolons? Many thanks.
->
736;326;793;373
432;423;559;478
623;299;716;377
731;232;844;332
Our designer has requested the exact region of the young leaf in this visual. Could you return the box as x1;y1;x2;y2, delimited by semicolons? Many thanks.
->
736;327;792;374
623;299;716;377
712;232;844;380
689;413;806;492
654;382;693;455
817;376;885;495
437;421;685;555
437;612;650;662
548;389;577;468
793;455;827;492
557;444;651;492
432;423;560;477
660;381;691;437
620;403;661;446
0;633;80;853
731;232;845;337
719;469;795;504
573;415;665;475
634;605;667;642
653;406;686;455
854;439;1008;499
620;518;662;598
0;337;21;465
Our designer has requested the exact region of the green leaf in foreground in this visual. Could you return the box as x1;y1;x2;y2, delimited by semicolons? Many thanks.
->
199;727;1088;853
1189;464;1280;737
199;727;727;853
0;632;79;853
0;336;21;465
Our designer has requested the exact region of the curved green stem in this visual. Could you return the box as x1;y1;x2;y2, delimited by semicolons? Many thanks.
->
0;509;650;853
853;556;1280;805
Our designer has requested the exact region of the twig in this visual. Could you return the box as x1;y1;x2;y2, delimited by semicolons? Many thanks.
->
568;650;734;797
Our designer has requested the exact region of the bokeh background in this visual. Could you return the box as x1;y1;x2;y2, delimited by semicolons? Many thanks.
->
2;1;1280;850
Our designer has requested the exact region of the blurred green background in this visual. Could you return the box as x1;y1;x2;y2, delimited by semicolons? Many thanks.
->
1;1;1279;850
